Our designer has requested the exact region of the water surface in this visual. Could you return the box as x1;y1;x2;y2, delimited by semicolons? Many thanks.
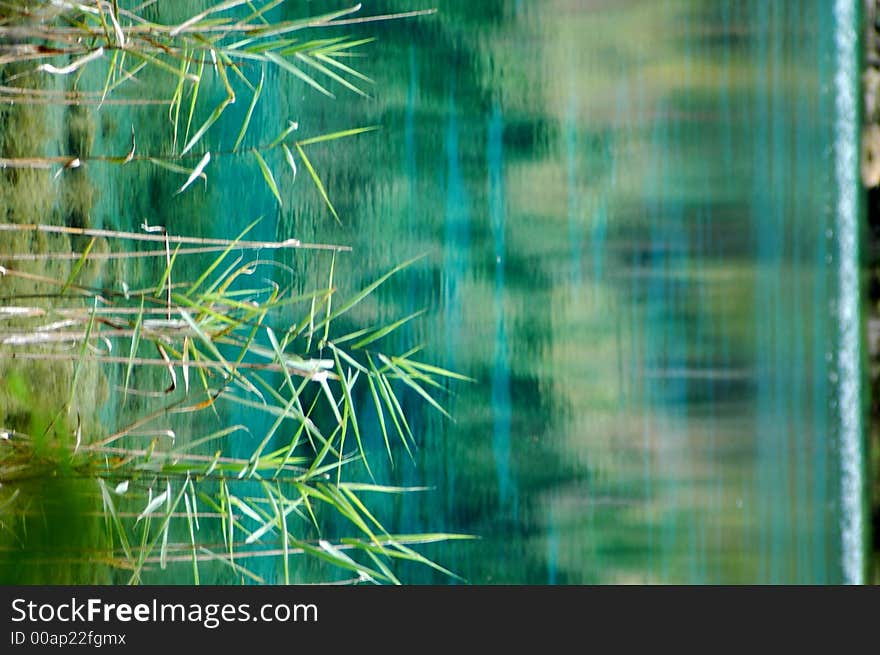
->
5;0;865;584
264;0;862;584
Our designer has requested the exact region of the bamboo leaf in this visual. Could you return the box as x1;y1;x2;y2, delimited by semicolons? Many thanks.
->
313;52;374;84
38;47;104;75
183;57;206;152
296;52;368;97
394;358;475;382
186;219;259;297
339;483;429;493
136;488;169;523
267;120;300;149
295;143;339;223
127;48;198;82
252;149;282;206
315;253;427;331
366;372;393;465
334;352;371;480
265;52;334;98
122;296;145;405
97;479;132;562
176;151;211;194
181;98;233;156
281;143;297;178
368;354;412;458
61;237;96;294
233;66;265;152
183;490;200;584
380;354;450;418
170;0;251;36
351;309;425;349
295;126;377;147
148;157;206;179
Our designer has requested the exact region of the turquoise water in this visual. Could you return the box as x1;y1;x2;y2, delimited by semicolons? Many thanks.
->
232;0;862;584
2;0;865;584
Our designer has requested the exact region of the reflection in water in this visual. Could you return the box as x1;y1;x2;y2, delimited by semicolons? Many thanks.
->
488;104;515;511
565;100;584;290
301;0;860;584
442;89;470;516
8;0;862;584
219;0;865;583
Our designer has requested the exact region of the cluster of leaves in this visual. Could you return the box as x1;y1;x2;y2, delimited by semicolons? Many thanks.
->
0;1;431;218
0;2;462;584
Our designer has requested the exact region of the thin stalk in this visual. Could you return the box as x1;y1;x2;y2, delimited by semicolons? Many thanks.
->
0;223;350;252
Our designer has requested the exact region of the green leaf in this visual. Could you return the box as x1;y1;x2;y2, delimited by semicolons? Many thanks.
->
252;149;282;206
181;97;233;156
313;52;374;84
60;237;95;294
148;157;204;178
368;354;412;458
394;358;475;382
176;151;211;194
153;243;181;298
182;57;206;152
295;142;339;223
233;67;265;152
338;483;430;493
281;143;297;178
351;309;425;349
366;372;393;465
380;354;450;418
296;52;368;97
265;52;333;98
295;126;378;147
122;297;145;406
315;253;427;332
267;120;300;149
186;219;259;297
169;0;252;36
334;351;371;480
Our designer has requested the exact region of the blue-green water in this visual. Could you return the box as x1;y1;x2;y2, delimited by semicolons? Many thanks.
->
2;0;866;584
237;0;862;584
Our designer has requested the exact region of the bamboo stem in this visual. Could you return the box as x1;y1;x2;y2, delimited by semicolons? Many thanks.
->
0;351;331;377
0;223;351;252
1;245;266;260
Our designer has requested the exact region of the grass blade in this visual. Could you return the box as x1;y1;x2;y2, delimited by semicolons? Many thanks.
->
313;52;373;84
281;143;297;178
122;296;145;406
381;354;450;418
61;237;96;294
295;126;377;147
296;52;368;97
252;149;282;206
265;52;333;98
334;352;371;480
366;372;393;465
233;66;264;151
137;488;169;522
351;309;425;350
170;0;251;36
315;253;427;332
267;120;300;149
295;143;338;223
181;98;233;157
176;151;211;194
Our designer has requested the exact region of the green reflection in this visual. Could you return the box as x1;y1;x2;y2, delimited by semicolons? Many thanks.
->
1;0;864;584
